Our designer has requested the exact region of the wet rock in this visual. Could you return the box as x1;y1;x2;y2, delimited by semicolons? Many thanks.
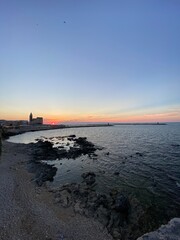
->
67;147;83;159
82;172;96;178
69;134;76;138
114;194;130;213
32;136;99;162
75;137;97;155
31;140;58;160
34;163;57;186
50;182;132;240
58;149;68;158
81;172;96;186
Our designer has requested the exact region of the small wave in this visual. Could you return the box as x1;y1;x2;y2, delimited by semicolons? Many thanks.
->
176;182;180;188
167;174;180;182
171;144;180;147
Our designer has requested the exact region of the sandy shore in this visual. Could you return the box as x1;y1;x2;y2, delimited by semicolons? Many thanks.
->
0;140;112;240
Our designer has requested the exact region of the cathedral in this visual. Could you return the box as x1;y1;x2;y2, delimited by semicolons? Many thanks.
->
29;113;43;125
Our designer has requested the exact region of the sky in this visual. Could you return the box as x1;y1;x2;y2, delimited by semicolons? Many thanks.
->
0;0;180;124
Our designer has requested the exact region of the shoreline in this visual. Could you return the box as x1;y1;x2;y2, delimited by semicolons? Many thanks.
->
1;130;179;240
0;140;112;240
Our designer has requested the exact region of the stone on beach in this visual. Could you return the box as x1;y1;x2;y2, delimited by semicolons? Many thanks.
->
137;218;180;240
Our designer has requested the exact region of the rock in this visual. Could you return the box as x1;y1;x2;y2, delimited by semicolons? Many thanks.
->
81;172;96;178
67;147;83;159
58;189;72;207
58;149;67;158
58;146;64;149
49;182;132;240
114;171;119;176
96;205;109;227
75;137;97;155
108;210;123;230
109;189;118;197
54;197;61;204
74;201;84;215
81;172;96;186
69;134;76;138
32;140;59;160
112;228;122;239
96;194;109;208
114;194;130;213
34;163;57;186
137;218;180;240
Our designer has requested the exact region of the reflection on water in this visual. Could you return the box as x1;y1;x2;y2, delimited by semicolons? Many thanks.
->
8;123;180;224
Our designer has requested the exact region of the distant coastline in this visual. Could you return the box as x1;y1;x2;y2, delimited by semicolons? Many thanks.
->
1;123;112;139
1;122;167;139
113;122;166;125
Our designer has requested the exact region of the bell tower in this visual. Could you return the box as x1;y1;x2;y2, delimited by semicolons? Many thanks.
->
29;112;33;123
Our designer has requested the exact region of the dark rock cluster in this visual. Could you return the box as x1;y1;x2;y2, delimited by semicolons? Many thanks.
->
29;136;99;186
51;172;131;239
30;136;98;160
28;136;146;239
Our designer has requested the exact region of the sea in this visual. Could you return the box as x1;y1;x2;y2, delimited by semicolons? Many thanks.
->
8;123;180;228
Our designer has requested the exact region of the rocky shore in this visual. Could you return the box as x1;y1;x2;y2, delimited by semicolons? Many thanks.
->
0;140;112;240
29;136;131;238
137;218;180;240
26;135;151;239
1;133;179;240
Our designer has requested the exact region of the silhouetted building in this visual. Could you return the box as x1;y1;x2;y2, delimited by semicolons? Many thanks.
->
29;113;43;125
0;120;28;127
29;112;33;122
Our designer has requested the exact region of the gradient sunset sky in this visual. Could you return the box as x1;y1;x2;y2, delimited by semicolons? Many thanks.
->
0;0;180;124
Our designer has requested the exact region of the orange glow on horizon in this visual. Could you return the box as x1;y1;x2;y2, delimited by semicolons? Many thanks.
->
1;109;180;124
43;113;180;124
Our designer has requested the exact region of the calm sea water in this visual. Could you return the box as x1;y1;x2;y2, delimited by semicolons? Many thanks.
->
8;123;180;224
